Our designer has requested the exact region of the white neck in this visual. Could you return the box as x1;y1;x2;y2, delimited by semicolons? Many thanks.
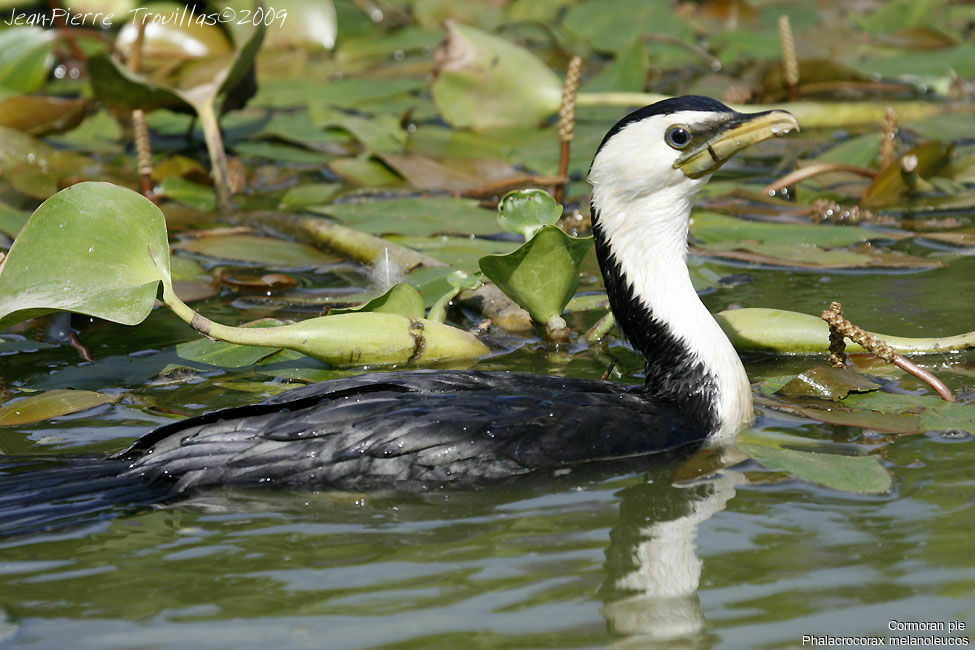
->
590;184;753;440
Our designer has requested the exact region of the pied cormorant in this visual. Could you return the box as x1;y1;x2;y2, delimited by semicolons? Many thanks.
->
0;97;798;532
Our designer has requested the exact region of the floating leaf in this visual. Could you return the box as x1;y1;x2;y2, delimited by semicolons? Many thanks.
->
328;156;404;187
173;234;337;267
431;21;562;130
776;366;881;400
158;176;217;211
310;106;406;154
496;189;563;239
841;392;975;435
378;154;520;193
116;12;233;69
0;27;54;93
0;182;171;329
253;76;426;110
279;183;342;210
738;440;892;494
388;235;519;272
315;197;499;237
563;0;690;54
479;226;593;324
0;390;118;426
331;283;425;318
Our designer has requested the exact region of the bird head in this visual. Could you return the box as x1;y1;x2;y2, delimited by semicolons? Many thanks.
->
588;96;799;202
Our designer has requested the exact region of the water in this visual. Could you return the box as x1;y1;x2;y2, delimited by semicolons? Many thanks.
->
1;245;972;648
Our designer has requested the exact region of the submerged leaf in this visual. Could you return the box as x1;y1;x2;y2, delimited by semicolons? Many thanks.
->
173;234;337;267
0;390;118;426
738;441;892;494
776;366;881;400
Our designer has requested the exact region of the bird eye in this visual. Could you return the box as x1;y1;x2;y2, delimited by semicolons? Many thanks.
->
665;126;691;149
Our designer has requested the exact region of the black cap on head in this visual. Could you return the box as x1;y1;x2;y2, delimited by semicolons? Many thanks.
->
594;95;735;157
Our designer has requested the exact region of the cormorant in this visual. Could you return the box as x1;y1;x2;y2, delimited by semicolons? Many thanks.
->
0;96;798;532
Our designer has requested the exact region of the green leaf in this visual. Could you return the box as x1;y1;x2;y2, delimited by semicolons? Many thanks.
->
309;106;406;154
563;0;690;54
279;183;342;211
738;441;893;494
431;21;562;130
497;189;563;239
776;366;881;400
841;392;975;435
0;390;118;426
330;283;425;319
158;177;217;212
0;203;28;239
0;27;54;93
173;234;337;267
0;182;171;329
479;226;593;324
88;54;188;113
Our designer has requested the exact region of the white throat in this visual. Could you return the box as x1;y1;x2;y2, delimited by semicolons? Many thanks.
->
589;181;754;440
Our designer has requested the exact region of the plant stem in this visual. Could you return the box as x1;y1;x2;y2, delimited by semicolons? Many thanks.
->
585;311;616;343
195;100;234;216
764;163;878;194
162;282;268;346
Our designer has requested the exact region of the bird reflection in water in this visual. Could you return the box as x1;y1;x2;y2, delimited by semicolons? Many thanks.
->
601;447;747;648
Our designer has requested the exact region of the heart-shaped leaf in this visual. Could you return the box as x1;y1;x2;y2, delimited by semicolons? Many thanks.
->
497;189;563;239
479;226;593;324
0;390;118;426
0;182;171;329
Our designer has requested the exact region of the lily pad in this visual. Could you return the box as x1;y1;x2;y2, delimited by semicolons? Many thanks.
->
738;440;892;494
279;183;342;210
173;234;337;267
158;177;217;211
776;366;882;400
431;21;562;130
0;390;118;426
314;197;499;237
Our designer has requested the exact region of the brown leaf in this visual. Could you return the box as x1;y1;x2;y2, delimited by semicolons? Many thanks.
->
0;96;88;136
